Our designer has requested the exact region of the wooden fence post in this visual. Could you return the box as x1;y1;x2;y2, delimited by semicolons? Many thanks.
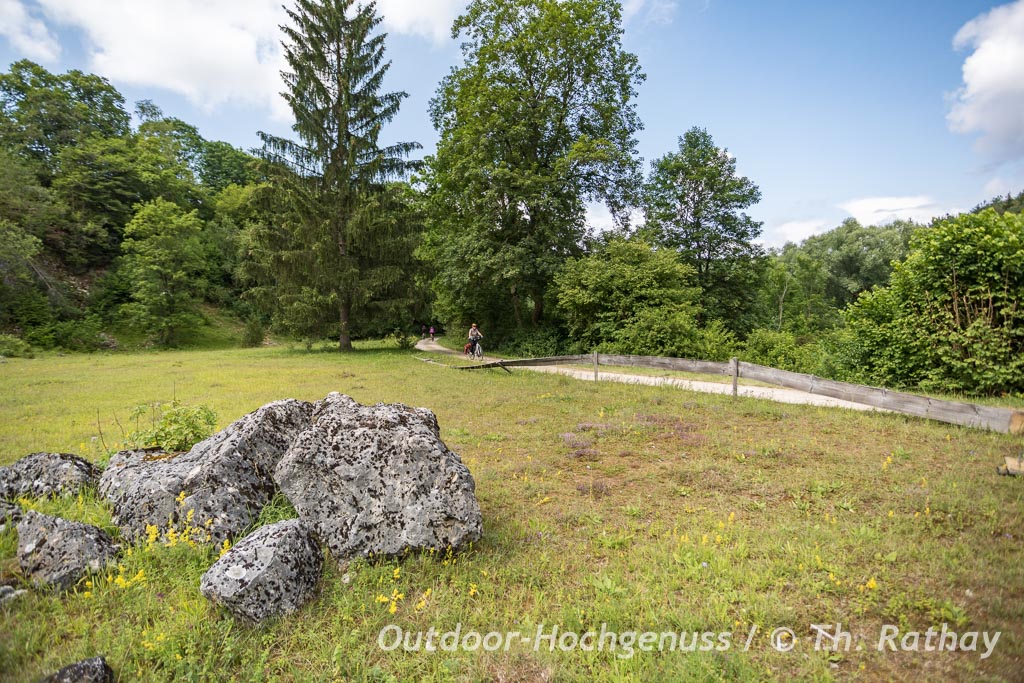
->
730;357;738;399
593;351;599;382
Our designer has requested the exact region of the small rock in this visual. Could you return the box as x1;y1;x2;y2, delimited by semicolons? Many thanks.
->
40;656;114;683
0;452;100;500
16;511;120;591
1;499;22;532
200;519;322;623
0;585;28;604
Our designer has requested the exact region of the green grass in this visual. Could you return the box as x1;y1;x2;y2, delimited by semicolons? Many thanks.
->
1;345;1023;681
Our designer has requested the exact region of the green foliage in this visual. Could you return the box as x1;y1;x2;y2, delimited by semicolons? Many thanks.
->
0;333;33;358
0;59;130;180
119;199;207;346
387;328;416;350
127;400;217;452
740;328;819;373
248;0;421;351
843;209;1024;394
644;127;768;332
497;325;566;358
23;315;106;351
242;318;265;347
423;0;644;329
606;308;737;360
555;237;699;351
972;189;1024;216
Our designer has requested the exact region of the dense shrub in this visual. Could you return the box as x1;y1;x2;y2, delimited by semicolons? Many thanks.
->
0;333;34;358
499;326;565;357
843;209;1024;395
127;400;218;452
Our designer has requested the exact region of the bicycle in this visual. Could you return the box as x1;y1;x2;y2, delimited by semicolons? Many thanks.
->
466;339;484;361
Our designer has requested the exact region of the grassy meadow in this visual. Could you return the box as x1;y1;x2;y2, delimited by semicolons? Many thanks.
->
1;343;1023;681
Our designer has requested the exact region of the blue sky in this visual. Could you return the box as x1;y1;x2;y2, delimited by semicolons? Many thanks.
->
2;0;1022;246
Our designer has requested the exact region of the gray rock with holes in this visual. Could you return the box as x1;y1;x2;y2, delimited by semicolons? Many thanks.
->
199;518;322;623
0;452;100;500
98;399;314;543
16;510;120;591
1;499;21;532
274;393;482;562
40;656;115;683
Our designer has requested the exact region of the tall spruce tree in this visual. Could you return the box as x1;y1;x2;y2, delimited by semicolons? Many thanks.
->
247;0;420;350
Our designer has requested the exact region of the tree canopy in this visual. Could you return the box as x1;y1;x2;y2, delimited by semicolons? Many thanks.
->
422;0;645;331
643;127;767;332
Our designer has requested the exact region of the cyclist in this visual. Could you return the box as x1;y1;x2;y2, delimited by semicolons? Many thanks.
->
467;323;483;358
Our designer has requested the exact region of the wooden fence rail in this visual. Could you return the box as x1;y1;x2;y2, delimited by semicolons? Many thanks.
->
455;352;1024;435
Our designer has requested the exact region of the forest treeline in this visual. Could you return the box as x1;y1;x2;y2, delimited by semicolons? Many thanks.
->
1;0;1022;396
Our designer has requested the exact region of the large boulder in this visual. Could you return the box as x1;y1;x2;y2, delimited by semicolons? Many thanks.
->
0;452;100;500
274;393;483;562
200;519;322;623
17;510;120;591
99;399;313;543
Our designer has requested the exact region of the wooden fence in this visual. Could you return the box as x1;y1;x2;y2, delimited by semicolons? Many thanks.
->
455;353;1024;435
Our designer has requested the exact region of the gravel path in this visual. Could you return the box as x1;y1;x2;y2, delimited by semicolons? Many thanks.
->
415;338;882;412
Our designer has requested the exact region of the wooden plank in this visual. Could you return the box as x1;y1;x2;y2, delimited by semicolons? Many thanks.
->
597;354;731;376
737;361;1023;434
454;355;588;370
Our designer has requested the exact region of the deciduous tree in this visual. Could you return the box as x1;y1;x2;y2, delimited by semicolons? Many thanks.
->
644;127;767;333
423;0;645;332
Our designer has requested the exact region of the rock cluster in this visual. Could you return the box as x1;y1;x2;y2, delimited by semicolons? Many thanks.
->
5;392;483;626
40;656;115;683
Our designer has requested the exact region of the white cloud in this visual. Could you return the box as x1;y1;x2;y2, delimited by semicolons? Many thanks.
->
622;0;678;25
838;195;960;225
5;0;464;123
376;0;465;44
585;202;643;233
773;219;828;245
947;0;1024;164
0;0;60;62
31;0;290;118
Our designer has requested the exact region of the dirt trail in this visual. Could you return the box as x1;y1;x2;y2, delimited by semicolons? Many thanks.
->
415;338;882;413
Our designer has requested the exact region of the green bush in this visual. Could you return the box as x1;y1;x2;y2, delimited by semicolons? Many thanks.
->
387;328;416;350
843;209;1024;395
127;400;218;452
0;333;34;358
24;316;106;351
740;328;819;374
242;318;266;347
499;326;565;357
603;308;737;360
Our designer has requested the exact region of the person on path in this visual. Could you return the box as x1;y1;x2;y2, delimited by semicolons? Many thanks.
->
467;323;482;356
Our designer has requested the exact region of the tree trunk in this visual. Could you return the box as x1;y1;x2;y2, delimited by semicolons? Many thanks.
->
511;285;523;328
339;300;353;352
532;291;544;326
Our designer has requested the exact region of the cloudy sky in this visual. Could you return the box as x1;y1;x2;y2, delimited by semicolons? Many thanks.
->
2;0;1023;246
